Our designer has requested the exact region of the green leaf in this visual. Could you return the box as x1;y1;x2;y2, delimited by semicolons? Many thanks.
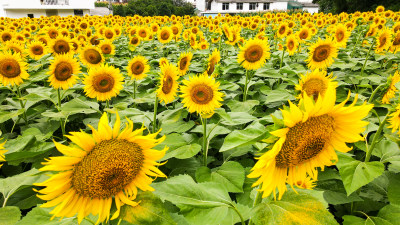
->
337;154;385;196
0;169;47;202
191;124;231;141
60;98;99;115
378;204;400;224
120;192;176;225
220;122;269;152
343;215;392;225
196;162;245;193
0;109;24;123
153;174;232;208
387;173;400;206
261;89;295;104
250;190;338;225
0;206;21;225
226;100;259;113
162;143;201;160
15;206;79;225
216;109;257;126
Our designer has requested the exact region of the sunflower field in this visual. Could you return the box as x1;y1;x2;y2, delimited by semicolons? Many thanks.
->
1;5;400;225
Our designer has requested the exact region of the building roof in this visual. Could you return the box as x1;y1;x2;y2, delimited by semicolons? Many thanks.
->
216;0;274;3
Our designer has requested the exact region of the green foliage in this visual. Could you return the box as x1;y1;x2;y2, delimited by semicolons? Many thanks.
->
114;0;195;17
313;0;400;14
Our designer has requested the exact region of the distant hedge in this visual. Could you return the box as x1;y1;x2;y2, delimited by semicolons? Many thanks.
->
110;0;195;17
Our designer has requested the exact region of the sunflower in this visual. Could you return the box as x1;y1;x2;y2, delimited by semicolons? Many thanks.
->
376;5;385;13
276;22;289;38
0;30;13;42
306;37;338;70
286;34;298;56
129;36;140;47
103;28;115;40
388;105;400;134
177;52;192;76
80;45;104;67
99;40;115;55
49;36;73;55
237;38;270;71
180;72;224;115
294;176;316;190
0;51;29;86
334;23;350;48
156;62;179;104
27;40;48;60
3;40;26;57
295;70;337;101
375;27;392;54
159;57;169;67
127;56;150;80
35;112;167;224
48;53;81;90
206;49;221;76
0;141;7;168
390;32;400;54
297;27;311;42
248;88;373;200
382;71;400;104
137;27;149;40
83;64;124;101
158;27;173;44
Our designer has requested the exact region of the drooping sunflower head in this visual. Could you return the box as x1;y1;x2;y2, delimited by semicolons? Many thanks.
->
306;37;338;70
158;26;173;44
83;64;124;101
27;40;48;60
99;40;115;55
382;71;400;104
237;38;270;71
157;62;179;104
375;27;392;54
80;45;104;67
177;52;193;76
35;111;167;224
390;32;400;53
248;88;373;200
0;51;29;86
3;40;26;57
0;141;7;168
127;55;150;80
48;53;81;90
180;72;224;115
206;49;221;76
286;34;299;56
159;57;169;67
49;36;73;55
388;104;400;134
295;69;337;101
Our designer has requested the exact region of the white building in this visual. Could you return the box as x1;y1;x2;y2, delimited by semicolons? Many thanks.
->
196;0;319;16
0;0;96;18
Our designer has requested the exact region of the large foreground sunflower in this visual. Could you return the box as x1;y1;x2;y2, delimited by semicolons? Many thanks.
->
180;72;224;115
295;70;337;101
0;51;29;86
156;62;179;104
83;64;124;101
48;53;81;90
237;38;270;70
248;88;373;200
35;112;167;224
127;56;150;80
306;37;338;70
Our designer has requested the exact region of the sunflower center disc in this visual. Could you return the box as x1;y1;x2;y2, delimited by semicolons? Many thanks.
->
300;31;308;39
207;61;216;75
312;45;330;62
379;37;387;48
71;139;144;199
162;75;173;94
33;46;44;55
93;74;115;93
161;31;170;40
55;62;73;81
84;49;102;64
336;31;344;42
0;59;21;78
191;84;214;104
180;57;188;70
102;45;111;54
303;78;327;100
245;45;263;63
288;41;294;50
275;114;335;168
54;40;70;54
131;61;144;75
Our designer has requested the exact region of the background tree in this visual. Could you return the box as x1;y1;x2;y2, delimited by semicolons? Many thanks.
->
313;0;400;14
117;0;195;17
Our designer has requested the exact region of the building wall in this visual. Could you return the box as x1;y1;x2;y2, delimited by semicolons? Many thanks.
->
4;8;90;18
303;7;318;14
1;0;95;9
270;2;288;10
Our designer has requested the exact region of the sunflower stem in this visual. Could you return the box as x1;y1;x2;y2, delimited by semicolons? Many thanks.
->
16;86;28;125
202;117;208;167
57;89;66;140
368;84;385;103
360;38;376;77
350;27;364;58
279;47;285;69
230;204;245;225
248;189;263;225
243;70;249;102
133;79;137;100
153;96;158;133
365;112;390;162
